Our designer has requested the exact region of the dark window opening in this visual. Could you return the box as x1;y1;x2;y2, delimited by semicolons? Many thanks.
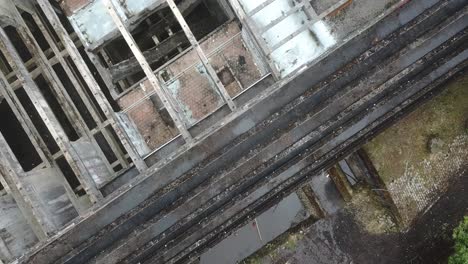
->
33;74;79;141
199;0;229;25
52;63;97;129
35;5;60;43
106;125;128;156
66;57;107;120
103;39;132;66
56;156;85;196
78;47;120;112
4;26;33;63
15;87;59;154
20;11;51;52
94;132;118;164
185;3;226;41
0;100;43;171
113;164;123;173
0;49;13;75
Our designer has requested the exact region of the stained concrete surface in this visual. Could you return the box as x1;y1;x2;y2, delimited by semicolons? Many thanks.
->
320;0;397;41
243;167;467;264
0;194;37;261
200;193;309;264
307;172;344;215
241;73;468;264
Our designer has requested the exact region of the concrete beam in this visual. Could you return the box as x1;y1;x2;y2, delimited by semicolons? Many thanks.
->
166;0;236;111
0;26;104;203
30;12;128;170
0;68;52;168
103;0;193;142
0;0;18;27
0;133;52;240
36;0;148;172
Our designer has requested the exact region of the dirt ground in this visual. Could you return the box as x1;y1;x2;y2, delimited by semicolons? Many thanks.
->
364;74;468;226
242;64;468;264
243;167;467;264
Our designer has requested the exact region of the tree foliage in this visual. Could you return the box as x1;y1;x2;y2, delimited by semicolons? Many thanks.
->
449;216;468;264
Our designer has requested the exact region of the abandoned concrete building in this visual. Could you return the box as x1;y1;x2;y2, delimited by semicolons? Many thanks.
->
0;0;466;263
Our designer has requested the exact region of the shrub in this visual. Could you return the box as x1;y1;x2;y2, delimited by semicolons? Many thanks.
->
449;216;468;264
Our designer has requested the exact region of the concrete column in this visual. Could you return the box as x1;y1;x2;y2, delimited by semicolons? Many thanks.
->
37;0;148;172
29;11;131;171
10;4;116;178
0;26;103;203
0;133;52;240
0;0;18;27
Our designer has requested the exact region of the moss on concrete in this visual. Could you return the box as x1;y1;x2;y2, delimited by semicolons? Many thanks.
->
347;186;398;234
364;75;468;225
241;73;468;264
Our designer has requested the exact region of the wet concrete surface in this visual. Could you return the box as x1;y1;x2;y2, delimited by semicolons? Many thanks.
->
307;173;345;215
246;165;467;264
200;193;309;264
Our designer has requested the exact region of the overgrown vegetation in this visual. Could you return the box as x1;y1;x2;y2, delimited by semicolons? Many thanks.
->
449;216;468;264
364;75;468;226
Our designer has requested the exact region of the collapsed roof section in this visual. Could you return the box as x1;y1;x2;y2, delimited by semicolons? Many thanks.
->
63;0;213;50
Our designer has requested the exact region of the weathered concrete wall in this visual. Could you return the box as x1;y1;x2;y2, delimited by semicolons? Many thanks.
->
72;139;113;188
0;0;18;27
0;193;37;262
201;192;310;264
23;168;78;228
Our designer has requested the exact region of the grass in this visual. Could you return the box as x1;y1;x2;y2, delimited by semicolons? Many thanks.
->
364;75;468;184
363;74;468;225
